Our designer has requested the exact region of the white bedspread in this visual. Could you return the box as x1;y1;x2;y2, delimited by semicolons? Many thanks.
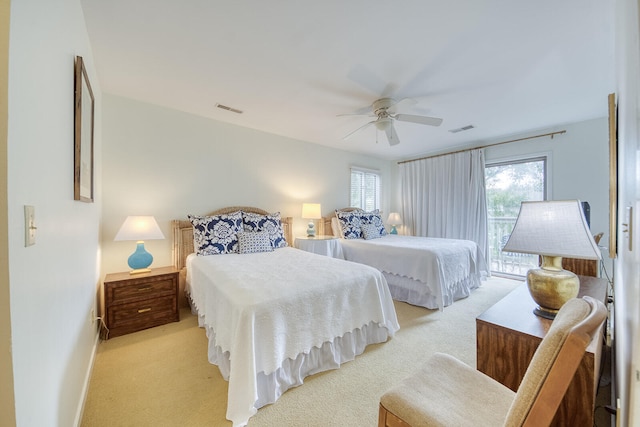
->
186;247;399;426
339;235;488;310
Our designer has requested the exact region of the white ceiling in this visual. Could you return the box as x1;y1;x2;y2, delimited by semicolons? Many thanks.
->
81;0;615;161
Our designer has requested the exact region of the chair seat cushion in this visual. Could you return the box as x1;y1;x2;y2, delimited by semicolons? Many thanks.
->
380;353;515;427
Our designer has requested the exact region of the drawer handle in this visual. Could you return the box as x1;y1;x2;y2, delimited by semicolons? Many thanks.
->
137;308;152;314
137;286;152;291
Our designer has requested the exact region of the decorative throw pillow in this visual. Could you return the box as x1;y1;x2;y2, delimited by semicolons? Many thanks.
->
360;209;387;238
335;210;362;239
188;211;243;255
237;231;273;254
361;223;382;240
242;211;288;248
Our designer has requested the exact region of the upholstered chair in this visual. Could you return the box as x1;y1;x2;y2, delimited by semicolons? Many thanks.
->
378;296;607;427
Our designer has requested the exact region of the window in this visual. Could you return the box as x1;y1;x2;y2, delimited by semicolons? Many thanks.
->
350;167;380;211
485;156;548;276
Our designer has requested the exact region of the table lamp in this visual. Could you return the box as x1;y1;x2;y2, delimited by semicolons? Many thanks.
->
387;212;402;235
502;200;601;319
114;216;165;274
302;203;322;237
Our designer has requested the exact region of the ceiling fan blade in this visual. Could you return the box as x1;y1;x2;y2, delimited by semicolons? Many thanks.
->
387;97;419;114
385;123;400;146
337;104;376;117
343;120;376;140
395;113;443;127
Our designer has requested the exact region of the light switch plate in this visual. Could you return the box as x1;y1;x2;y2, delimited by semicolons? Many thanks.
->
24;205;35;247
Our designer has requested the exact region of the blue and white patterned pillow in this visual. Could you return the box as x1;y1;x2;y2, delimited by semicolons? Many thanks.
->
188;211;243;255
361;223;382;240
237;231;273;254
335;210;362;239
242;211;288;248
360;209;387;238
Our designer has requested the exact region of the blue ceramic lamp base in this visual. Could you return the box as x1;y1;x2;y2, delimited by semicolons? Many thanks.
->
307;221;316;237
128;241;153;274
390;226;398;235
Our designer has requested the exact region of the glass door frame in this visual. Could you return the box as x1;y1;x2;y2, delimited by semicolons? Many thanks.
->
485;152;552;277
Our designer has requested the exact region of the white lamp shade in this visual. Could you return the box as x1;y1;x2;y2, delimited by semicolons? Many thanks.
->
114;216;165;241
301;203;322;219
387;212;403;225
502;200;601;260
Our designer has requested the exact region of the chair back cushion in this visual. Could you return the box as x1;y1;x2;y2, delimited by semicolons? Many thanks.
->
503;298;592;425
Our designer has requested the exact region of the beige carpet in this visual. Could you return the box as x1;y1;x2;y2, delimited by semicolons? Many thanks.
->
81;277;527;426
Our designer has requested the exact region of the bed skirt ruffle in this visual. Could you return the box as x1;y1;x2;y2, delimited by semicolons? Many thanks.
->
383;272;483;310
193;306;391;410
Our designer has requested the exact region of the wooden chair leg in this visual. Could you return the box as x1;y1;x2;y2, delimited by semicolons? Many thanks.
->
378;403;412;427
378;403;387;427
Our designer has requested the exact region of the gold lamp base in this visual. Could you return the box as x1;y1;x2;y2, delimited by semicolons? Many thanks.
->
526;255;579;319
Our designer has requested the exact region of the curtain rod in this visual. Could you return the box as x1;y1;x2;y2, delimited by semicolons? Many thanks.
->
397;130;567;165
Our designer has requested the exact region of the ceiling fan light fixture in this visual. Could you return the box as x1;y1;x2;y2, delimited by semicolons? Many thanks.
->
375;117;392;131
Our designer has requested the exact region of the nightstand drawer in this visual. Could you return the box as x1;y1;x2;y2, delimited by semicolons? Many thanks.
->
107;276;175;304
103;267;180;339
107;295;177;331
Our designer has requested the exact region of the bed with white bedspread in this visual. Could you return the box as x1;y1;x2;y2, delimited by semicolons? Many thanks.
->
326;208;489;310
173;207;399;427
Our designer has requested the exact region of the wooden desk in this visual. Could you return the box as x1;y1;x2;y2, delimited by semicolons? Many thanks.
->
476;276;607;427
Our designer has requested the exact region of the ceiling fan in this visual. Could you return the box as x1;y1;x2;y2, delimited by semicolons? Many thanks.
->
341;98;443;146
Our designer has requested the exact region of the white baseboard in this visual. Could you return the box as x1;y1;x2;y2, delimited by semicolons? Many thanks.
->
73;329;100;427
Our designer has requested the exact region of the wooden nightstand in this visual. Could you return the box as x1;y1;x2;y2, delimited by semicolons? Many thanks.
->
103;266;180;339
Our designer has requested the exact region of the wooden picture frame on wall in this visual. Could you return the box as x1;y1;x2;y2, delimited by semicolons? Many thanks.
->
74;55;95;203
608;93;617;259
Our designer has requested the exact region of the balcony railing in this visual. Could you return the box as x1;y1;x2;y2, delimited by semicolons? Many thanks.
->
488;216;538;276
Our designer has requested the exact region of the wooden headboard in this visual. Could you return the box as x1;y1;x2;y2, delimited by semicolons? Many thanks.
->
171;206;294;270
321;207;364;238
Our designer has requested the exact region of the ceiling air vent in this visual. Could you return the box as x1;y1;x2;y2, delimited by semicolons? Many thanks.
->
215;103;243;114
449;125;475;133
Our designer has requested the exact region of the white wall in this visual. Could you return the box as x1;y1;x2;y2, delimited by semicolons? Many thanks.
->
390;119;611;269
613;0;640;424
482;119;612;274
7;0;102;425
100;94;391;276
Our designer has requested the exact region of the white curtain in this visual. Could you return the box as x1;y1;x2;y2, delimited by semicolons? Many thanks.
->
399;149;489;265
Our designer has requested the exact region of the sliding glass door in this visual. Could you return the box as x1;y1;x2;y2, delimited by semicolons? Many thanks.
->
486;156;547;276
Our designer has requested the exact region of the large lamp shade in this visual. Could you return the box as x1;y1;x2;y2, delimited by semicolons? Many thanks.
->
502;200;601;318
